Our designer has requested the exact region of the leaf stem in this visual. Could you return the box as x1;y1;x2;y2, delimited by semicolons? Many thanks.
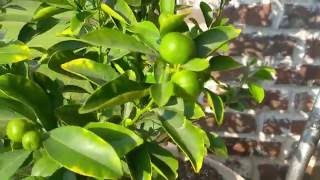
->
132;99;154;123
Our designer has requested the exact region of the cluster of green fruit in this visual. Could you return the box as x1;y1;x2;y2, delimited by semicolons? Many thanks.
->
159;32;201;98
6;119;41;151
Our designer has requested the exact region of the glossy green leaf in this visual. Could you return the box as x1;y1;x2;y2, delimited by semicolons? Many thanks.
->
146;143;178;180
0;150;31;179
200;2;213;27
0;42;31;64
108;48;130;61
126;145;152;180
182;58;209;72
61;58;119;85
31;153;61;177
154;59;168;83
48;51;81;78
159;13;188;36
0;74;56;130
32;4;67;21
184;101;205;120
206;91;224;126
206;133;228;158
124;0;141;6
0;95;37;122
150;82;174;106
80;28;154;55
80;75;149;113
86;122;143;157
195;26;241;57
209;56;242;71
251;67;276;80
48;40;90;54
130;21;160;50
114;0;137;24
248;82;265;103
101;3;127;24
39;0;75;9
44;126;123;179
160;0;175;14
70;11;91;35
56;105;97;126
159;110;205;172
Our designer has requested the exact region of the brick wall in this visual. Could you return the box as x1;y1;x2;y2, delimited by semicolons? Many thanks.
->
182;0;320;179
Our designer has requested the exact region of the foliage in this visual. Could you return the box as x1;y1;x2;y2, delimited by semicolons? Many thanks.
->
0;0;275;179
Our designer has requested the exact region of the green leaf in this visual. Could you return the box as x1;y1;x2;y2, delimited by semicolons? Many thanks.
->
150;82;174;107
129;21;160;50
0;74;56;130
126;145;152;180
31;153;61;177
0;95;37;122
209;56;242;71
182;58;209;72
80;75;149;113
251;67;276;80
114;0;137;24
159;13;188;36
184;101;205;120
32;4;68;21
159;0;175;14
248;82;265;103
101;3;127;24
39;0;75;9
195;26;241;57
200;2;213;28
56;104;97;126
48;40;90;54
206;91;224;126
80;28;154;55
0;150;31;179
124;0;141;6
44;126;123;179
159;110;205;172
206;133;228;158
48;51;82;78
70;11;92;35
0;42;31;64
85;122;143;157
61;58;119;85
146;143;178;180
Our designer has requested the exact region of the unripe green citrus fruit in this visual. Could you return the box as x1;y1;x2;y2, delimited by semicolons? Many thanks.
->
22;131;41;150
171;70;201;98
159;32;196;64
6;119;29;142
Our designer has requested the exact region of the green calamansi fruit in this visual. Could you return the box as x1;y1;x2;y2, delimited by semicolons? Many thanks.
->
123;118;134;127
6;119;30;142
171;70;201;98
159;32;196;64
22;131;41;150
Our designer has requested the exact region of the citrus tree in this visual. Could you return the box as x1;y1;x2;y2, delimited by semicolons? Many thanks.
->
0;0;275;179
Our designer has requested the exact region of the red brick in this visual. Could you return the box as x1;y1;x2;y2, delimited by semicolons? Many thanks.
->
223;4;272;26
295;92;315;112
263;119;290;135
199;112;257;134
275;65;320;85
257;142;282;157
291;121;307;135
280;5;320;29
211;67;246;81
229;34;296;59
262;90;289;110
258;164;288;180
224;138;257;156
306;39;320;59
